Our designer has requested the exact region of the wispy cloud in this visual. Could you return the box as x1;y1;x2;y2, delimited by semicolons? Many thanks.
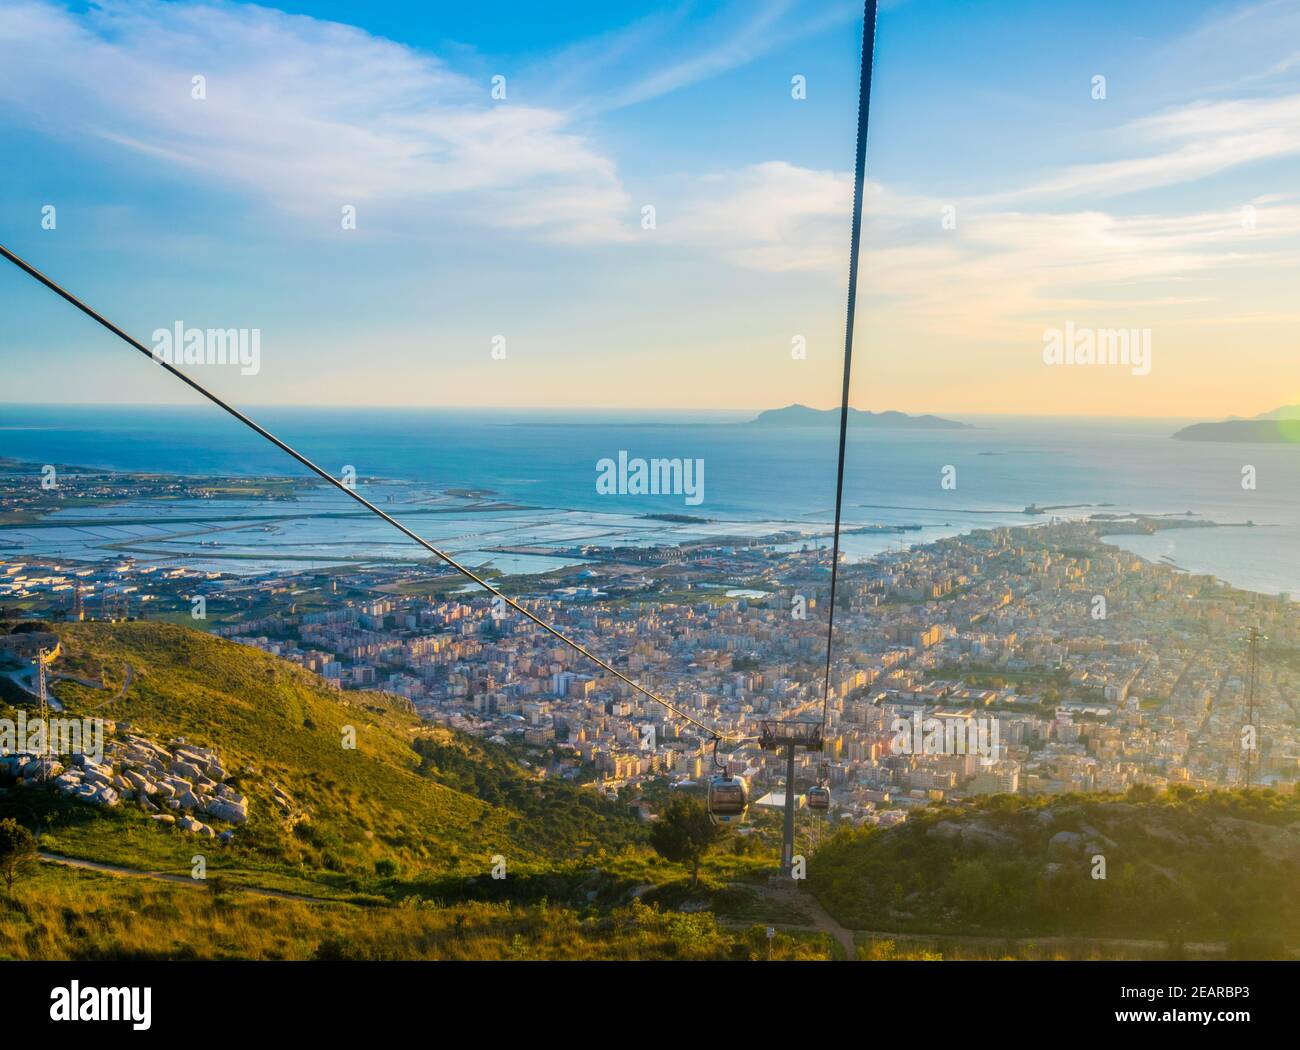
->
533;0;861;116
981;93;1300;205
0;0;865;240
652;161;943;272
864;200;1300;339
0;0;633;240
1149;0;1300;96
4;0;1298;334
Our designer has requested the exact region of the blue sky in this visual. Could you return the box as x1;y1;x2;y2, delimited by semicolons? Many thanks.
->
1;0;1298;415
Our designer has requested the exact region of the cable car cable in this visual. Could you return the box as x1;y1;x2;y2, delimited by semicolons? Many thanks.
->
0;241;722;740
1;2;877;810
820;0;878;735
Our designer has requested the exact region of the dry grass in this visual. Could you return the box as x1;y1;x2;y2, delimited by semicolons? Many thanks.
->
0;865;832;961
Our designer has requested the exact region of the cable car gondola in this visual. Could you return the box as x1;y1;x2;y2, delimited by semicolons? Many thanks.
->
707;773;749;823
806;784;830;812
706;737;748;823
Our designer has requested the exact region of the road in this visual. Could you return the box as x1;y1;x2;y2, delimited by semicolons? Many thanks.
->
1;665;63;711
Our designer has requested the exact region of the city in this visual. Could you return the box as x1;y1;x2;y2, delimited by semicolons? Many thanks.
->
7;486;1293;831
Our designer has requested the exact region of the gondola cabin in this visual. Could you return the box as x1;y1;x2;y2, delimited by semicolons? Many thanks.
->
707;774;748;823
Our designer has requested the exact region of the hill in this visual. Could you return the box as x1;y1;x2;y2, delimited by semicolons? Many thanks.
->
1;621;641;897
808;789;1300;954
750;404;971;429
9;623;1299;960
1;621;836;963
1172;406;1300;443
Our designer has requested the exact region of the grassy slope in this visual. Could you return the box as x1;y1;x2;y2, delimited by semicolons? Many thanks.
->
0;623;826;961
0;864;831;961
5;622;638;897
18;623;1296;960
809;789;1300;952
0;621;823;959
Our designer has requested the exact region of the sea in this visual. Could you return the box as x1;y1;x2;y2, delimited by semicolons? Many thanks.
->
1;404;1297;596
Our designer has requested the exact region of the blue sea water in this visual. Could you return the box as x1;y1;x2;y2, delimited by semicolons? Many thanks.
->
1;404;1297;594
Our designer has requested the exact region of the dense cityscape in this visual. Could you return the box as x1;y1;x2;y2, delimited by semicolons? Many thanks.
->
6;476;1295;832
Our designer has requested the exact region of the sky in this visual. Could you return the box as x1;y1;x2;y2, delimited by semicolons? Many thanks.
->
0;0;1298;417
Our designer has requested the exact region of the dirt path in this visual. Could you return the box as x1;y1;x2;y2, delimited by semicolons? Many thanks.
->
38;851;338;904
91;662;132;710
740;879;1240;959
36;853;1247;958
751;879;857;959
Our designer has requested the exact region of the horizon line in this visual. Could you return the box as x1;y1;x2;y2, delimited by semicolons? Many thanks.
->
0;400;1248;423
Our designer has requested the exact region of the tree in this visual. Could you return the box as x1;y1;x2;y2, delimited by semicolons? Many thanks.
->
947;858;993;914
0;818;38;894
650;796;724;888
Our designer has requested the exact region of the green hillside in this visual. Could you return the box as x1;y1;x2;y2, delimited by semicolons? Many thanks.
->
2;621;640;897
809;789;1300;954
9;621;1297;961
0;864;831;961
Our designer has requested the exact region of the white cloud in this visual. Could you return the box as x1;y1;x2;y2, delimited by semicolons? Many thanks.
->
653;151;1300;344
4;0;1298;324
1151;0;1300;94
983;93;1300;206
0;0;632;240
656;162;943;272
657;162;851;271
868;201;1300;338
536;0;861;116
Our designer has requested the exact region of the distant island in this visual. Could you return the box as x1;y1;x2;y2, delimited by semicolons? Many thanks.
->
1172;405;1300;443
750;404;972;429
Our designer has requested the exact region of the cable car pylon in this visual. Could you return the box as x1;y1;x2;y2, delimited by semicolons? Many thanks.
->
760;0;878;875
760;719;825;876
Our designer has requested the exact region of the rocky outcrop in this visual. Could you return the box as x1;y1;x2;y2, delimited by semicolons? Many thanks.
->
2;729;249;832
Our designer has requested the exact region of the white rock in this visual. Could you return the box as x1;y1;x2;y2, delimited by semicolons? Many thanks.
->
170;759;204;782
204;797;248;825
